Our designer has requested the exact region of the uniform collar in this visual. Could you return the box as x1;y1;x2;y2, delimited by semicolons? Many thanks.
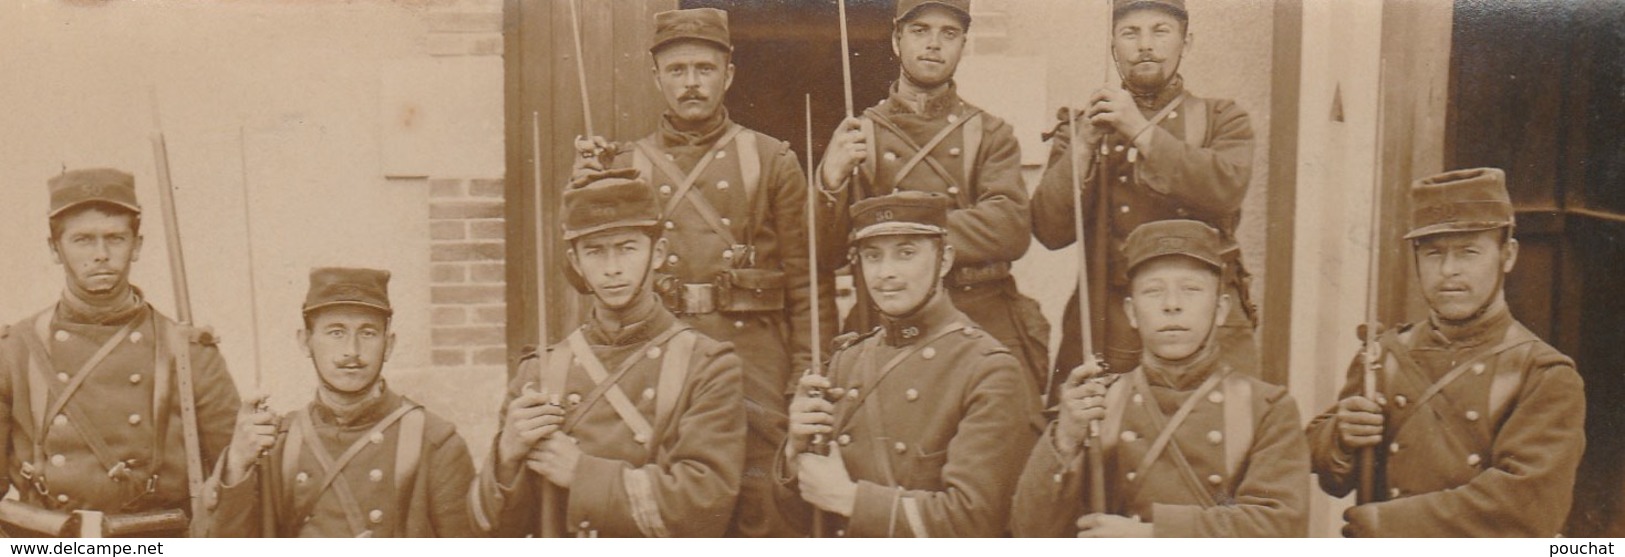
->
1423;297;1514;350
311;382;397;429
877;290;958;347
658;108;732;148
57;285;146;326
585;290;677;347
884;80;961;120
1126;73;1185;111
1138;327;1223;391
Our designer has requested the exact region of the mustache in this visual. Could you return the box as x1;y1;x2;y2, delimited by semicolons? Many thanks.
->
1134;54;1163;64
334;357;368;369
679;91;707;102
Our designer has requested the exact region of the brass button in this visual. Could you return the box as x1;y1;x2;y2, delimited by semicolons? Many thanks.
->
1472;363;1486;375
837;434;852;446
716;180;730;191
56;494;69;504
1118;175;1129;183
647;346;662;359
56;372;69;383
921;348;937;360
664;221;675;230
1208;391;1225;404
1395;395;1409;408
733;321;745;329
1114;144;1125;153
370;469;384;482
1389;487;1401;498
847;388;860;400
50;454;65;467
129;332;143;343
905;388;919;402
369;509;384;524
666;254;680;265
580;520;592;529
715;151;728;160
1389;442;1400;454
54;330;69;342
664;153;675;162
723;249;735;260
1052;473;1063;484
883;152;898;162
1126;471;1137;482
1467;454;1482;466
642;388;656;401
129;374;142;384
1120;431;1138;443
296;472;309;484
1207;474;1223;485
127;414;142;426
659;184;673;196
893;441;907;454
1131;394;1144;404
721;217;732;227
1207;431;1223;444
947;187;959;195
53;415;68;428
1465;410;1481;422
947;114;959;124
1119;205;1130;214
567;393;583;405
1169;111;1179;120
948;147;962;157
370;432;385;444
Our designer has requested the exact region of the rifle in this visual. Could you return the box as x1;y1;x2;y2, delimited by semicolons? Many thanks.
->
149;94;208;538
803;94;830;538
236;126;278;537
1357;62;1390;505
532;109;565;538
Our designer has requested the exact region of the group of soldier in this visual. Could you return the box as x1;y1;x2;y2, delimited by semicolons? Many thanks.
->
0;0;1586;539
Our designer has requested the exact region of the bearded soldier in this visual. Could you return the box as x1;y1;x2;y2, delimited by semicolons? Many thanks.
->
572;7;831;537
1306;168;1586;537
0;168;240;536
210;268;476;537
778;192;1040;537
471;172;746;537
1011;220;1307;538
816;0;1050;393
1031;0;1257;399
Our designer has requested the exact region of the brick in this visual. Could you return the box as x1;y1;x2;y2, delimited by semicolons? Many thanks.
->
472;305;507;324
470;262;506;283
472;347;509;366
430;178;465;198
430;221;466;241
427;11;503;33
431;242;504;262
431;307;468;326
469;178;505;198
431;264;468;283
431;285;505;304
468;220;506;241
430;200;503;220
433;325;506;347
432;349;467;366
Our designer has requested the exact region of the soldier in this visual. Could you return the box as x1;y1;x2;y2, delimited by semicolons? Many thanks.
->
572;7;831;537
816;0;1050;394
209;267;476;537
471;172;745;537
0;168;240;536
777;192;1040;537
1010;220;1307;537
1031;0;1257;399
1306;168;1586;537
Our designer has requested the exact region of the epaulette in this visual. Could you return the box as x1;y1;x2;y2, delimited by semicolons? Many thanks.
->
831;328;879;354
188;326;220;346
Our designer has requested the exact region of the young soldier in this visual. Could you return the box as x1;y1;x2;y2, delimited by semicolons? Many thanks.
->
471;172;745;537
1306;168;1586;537
817;0;1050;393
0;168;241;536
778;191;1040;537
1030;0;1257;398
572;7;830;537
210;267;476;537
1011;220;1307;537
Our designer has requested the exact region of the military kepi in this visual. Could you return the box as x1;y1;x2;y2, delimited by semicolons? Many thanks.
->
850;191;952;241
49;168;140;218
895;0;971;23
1123;219;1225;274
1404;167;1515;240
1113;0;1188;20
651;8;731;53
304;267;393;317
561;172;661;241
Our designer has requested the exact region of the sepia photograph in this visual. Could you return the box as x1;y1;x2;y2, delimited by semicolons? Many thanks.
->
0;0;1620;543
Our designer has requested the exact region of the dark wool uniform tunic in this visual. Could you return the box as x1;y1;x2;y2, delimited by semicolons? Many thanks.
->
473;298;746;537
817;82;1051;394
1306;303;1586;537
1011;353;1309;537
615;111;833;537
775;294;1041;537
210;388;476;537
0;302;239;532
1031;77;1257;387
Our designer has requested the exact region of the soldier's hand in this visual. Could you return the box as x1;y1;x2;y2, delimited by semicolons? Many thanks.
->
795;441;857;517
224;394;279;485
1076;513;1152;538
786;373;837;461
1061;105;1108;153
820;117;868;191
525;433;582;488
498;387;565;472
1335;395;1385;452
1055;360;1108;458
1085;88;1152;148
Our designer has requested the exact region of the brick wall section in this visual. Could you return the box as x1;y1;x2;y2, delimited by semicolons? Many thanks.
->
429;177;508;367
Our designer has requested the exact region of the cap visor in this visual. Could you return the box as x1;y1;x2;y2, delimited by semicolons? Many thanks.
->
303;300;393;317
563;219;661;241
1402;222;1507;240
852;222;947;242
49;199;142;218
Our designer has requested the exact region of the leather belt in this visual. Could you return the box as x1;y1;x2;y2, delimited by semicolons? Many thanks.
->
945;262;1012;288
681;283;718;315
0;500;188;537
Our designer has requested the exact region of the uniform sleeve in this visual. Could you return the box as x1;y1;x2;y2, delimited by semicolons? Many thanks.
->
813;160;857;275
1346;358;1586;537
208;422;292;537
1009;422;1089;537
0;333;17;501
190;339;242;474
427;425;478;538
564;344;746;537
1305;354;1366;498
847;353;1038;537
1133;99;1254;216
1152;391;1310;537
770;147;838;383
1029;117;1097;251
946;117;1032;266
469;359;541;537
